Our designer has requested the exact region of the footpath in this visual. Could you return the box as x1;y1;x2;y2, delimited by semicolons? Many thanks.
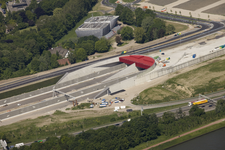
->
143;118;225;150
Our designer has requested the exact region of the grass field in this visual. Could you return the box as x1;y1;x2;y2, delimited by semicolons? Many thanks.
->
109;0;117;3
2;103;186;145
123;0;135;2
132;55;225;105
165;20;188;33
0;76;62;100
55;12;102;45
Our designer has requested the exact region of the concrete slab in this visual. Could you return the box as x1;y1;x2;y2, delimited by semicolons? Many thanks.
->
58;57;120;83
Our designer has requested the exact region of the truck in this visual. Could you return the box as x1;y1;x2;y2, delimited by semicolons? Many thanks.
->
99;104;106;107
188;99;208;106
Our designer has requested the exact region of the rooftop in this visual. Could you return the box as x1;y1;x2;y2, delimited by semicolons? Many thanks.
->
48;46;69;58
85;16;119;23
119;55;155;69
78;23;109;30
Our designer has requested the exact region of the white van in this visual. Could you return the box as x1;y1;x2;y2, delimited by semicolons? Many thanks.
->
15;143;24;148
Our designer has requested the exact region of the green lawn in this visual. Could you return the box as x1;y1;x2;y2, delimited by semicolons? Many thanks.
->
0;75;62;100
165;20;188;33
109;0;117;3
56;12;102;45
123;0;135;2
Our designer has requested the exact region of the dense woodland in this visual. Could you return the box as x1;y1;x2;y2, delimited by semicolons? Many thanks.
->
1;100;224;150
0;0;98;79
115;5;175;43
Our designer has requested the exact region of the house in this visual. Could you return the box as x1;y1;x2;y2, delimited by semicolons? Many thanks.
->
57;58;71;65
48;46;69;58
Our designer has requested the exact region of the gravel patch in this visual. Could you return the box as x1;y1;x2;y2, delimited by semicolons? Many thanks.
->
147;0;178;6
173;0;220;11
203;3;225;16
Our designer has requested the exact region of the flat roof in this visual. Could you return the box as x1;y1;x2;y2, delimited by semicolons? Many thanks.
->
78;23;108;30
85;16;119;23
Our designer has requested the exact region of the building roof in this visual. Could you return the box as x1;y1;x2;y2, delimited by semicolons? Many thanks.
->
57;58;71;65
119;55;155;69
48;46;68;58
85;16;119;23
78;23;109;30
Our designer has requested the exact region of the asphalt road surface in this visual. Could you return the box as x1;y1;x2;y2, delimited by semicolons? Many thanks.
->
0;4;223;92
18;97;223;148
0;72;115;113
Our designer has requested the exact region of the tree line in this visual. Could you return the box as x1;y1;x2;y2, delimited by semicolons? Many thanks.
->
0;0;98;80
7;99;225;150
115;5;175;43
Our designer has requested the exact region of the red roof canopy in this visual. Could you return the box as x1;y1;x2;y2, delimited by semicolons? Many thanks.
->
119;55;155;69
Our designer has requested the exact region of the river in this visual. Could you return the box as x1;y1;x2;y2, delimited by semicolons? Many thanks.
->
167;127;225;150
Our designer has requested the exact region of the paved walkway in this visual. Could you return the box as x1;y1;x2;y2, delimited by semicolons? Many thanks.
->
143;118;225;150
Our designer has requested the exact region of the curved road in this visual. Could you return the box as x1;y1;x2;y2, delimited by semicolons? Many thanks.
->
0;1;224;92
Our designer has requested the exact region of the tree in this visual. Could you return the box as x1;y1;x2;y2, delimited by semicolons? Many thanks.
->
215;99;225;114
30;57;40;71
189;105;205;117
115;35;122;45
141;16;154;32
76;48;87;62
68;50;76;64
153;28;158;40
53;8;63;16
134;27;145;43
162;112;175;124
34;7;46;19
26;10;36;21
121;7;134;25
121;26;133;40
95;38;110;53
1;3;6;9
50;54;59;68
176;107;185;119
166;24;175;35
115;4;124;20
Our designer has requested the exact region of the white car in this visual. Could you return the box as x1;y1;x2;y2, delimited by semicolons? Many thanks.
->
17;104;21;106
214;47;219;51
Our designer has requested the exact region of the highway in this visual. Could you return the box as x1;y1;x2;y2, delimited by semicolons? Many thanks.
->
0;2;224;92
0;72;116;113
17;96;224;148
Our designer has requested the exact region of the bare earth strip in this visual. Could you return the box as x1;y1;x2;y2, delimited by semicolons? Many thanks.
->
202;3;225;16
147;0;178;6
143;118;225;150
173;0;220;11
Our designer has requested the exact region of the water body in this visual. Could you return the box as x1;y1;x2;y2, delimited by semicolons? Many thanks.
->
167;127;225;150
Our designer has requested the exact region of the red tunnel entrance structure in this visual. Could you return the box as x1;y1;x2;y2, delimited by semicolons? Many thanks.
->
119;55;155;69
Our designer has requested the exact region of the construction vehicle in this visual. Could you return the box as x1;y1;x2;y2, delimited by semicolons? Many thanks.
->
188;99;208;106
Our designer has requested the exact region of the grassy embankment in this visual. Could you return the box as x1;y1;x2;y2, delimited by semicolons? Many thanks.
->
165;21;188;33
2;103;186;146
132;56;225;105
0;76;62;100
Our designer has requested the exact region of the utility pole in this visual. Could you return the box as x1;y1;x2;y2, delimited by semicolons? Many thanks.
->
141;107;143;116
